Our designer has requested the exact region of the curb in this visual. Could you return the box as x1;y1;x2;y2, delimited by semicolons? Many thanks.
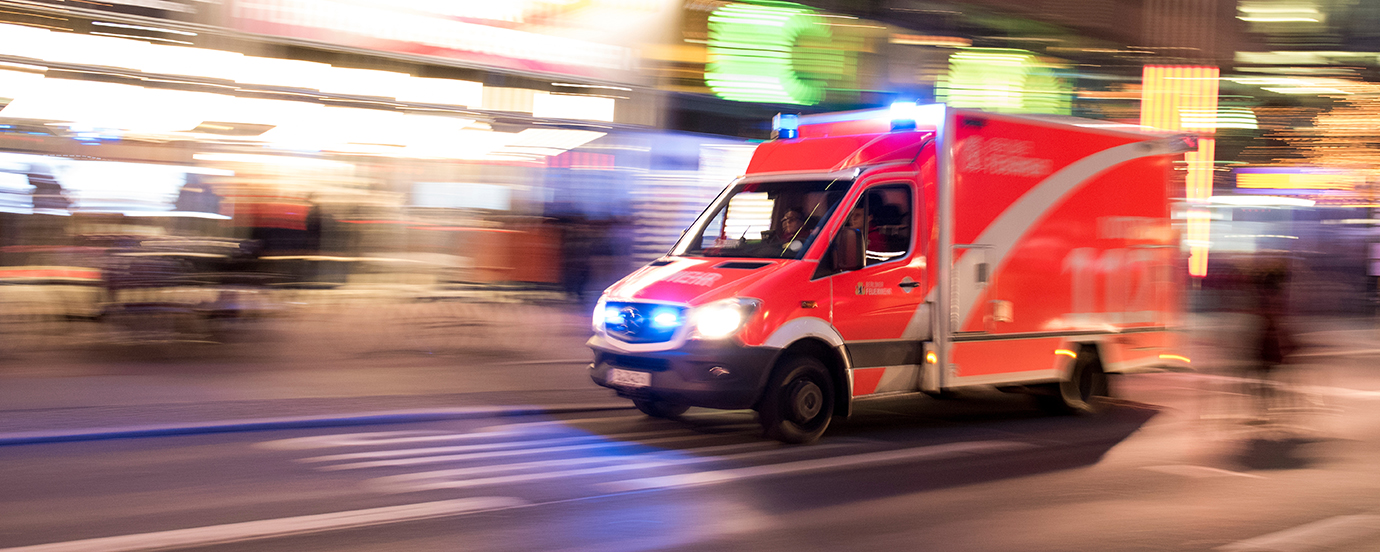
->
0;403;634;447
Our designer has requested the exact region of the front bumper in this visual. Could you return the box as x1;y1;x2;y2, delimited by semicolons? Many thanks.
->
588;333;781;410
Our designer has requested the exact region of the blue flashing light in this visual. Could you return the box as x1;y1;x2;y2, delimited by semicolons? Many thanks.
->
772;113;799;140
603;306;623;327
650;308;681;329
890;101;919;130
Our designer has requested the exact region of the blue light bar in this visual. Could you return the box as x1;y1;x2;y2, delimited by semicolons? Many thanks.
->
772;113;799;140
890;101;919;130
797;103;947;130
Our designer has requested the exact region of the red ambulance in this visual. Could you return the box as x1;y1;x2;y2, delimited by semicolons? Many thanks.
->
589;103;1194;443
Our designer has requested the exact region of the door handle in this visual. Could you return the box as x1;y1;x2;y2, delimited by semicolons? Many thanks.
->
898;276;920;292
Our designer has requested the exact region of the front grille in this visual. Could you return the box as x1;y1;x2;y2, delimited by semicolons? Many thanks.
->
604;302;685;344
604;353;670;372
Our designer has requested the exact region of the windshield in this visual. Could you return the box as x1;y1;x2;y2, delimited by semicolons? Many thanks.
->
673;178;852;259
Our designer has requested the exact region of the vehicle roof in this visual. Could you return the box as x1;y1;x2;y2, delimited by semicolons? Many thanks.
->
745;130;932;175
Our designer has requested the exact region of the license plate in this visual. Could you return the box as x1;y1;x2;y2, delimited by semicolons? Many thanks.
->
608;368;650;388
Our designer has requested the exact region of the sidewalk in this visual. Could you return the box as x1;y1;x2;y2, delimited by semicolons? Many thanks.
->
0;300;634;443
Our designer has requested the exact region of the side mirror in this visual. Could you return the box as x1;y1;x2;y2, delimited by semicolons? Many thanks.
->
832;228;863;272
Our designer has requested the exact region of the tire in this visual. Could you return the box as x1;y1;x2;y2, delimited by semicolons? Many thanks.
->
633;399;689;419
757;355;834;444
1038;345;1108;415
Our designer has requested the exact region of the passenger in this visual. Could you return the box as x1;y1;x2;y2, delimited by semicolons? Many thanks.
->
845;206;865;230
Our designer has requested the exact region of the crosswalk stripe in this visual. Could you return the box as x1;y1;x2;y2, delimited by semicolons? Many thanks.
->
366;440;786;487
321;433;747;470
0;497;526;552
300;430;674;463
367;444;844;493
603;440;1039;492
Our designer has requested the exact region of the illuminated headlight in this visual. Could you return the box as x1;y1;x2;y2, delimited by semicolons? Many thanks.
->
692;298;761;340
593;298;612;332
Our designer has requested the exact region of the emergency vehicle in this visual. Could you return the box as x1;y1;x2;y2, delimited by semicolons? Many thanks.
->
589;103;1194;443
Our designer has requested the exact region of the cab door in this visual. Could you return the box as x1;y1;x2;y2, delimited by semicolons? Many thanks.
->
821;179;927;396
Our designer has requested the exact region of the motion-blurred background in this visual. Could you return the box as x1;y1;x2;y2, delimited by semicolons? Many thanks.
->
0;0;1374;357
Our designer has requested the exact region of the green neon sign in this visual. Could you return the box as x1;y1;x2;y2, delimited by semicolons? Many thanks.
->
937;48;1072;114
705;2;833;105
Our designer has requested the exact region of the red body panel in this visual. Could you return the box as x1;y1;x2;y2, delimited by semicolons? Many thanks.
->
594;106;1185;405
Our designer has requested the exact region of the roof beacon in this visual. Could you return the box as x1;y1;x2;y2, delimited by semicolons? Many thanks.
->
889;101;919;131
772;113;799;140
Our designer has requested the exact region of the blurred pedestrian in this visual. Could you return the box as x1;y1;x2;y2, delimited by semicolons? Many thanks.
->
1245;258;1295;421
557;214;594;305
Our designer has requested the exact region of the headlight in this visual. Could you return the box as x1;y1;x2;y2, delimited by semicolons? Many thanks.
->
692;298;761;340
593;298;610;332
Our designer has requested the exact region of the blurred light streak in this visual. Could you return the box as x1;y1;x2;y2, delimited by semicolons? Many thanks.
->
704;2;830;105
1142;65;1218;278
1211;195;1316;207
1236;168;1361;190
532;93;616;122
87;32;194;45
91;21;197;36
889;34;970;47
937;48;1071;114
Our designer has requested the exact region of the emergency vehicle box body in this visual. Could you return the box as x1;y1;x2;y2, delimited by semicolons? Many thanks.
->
588;105;1190;438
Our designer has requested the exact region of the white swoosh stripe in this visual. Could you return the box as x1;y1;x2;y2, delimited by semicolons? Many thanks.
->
955;140;1174;329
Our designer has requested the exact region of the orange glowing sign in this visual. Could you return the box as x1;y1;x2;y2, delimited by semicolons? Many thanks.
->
1141;65;1219;278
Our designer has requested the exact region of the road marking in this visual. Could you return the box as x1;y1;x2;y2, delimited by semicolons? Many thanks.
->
0;497;526;552
257;430;492;450
300;430;674;463
603;440;1038;492
1216;514;1380;552
1141;465;1265;479
474;413;754;434
257;415;653;450
367;442;833;493
322;433;755;470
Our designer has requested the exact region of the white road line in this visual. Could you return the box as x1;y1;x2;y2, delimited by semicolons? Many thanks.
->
368;441;786;487
257;415;656;450
472;415;667;433
474;415;756;434
0;497;526;552
369;443;842;494
603;440;1039;492
1216;514;1380;552
300;430;672;463
257;430;501;450
322;433;749;470
1141;465;1265;479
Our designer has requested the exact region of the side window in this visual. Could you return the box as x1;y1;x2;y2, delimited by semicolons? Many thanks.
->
818;184;912;277
863;186;911;266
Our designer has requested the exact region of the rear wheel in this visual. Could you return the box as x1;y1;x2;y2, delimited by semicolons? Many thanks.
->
1038;345;1108;415
633;399;689;419
758;355;834;444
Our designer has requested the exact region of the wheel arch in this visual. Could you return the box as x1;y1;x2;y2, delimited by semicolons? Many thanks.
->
1056;339;1107;380
766;337;853;418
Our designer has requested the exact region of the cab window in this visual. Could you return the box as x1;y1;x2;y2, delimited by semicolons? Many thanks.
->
820;184;912;274
677;179;849;259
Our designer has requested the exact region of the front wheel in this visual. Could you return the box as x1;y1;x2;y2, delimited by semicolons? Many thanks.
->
758;355;834;444
633;399;689;419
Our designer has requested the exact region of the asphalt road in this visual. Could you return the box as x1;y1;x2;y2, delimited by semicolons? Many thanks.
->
3;364;1377;552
